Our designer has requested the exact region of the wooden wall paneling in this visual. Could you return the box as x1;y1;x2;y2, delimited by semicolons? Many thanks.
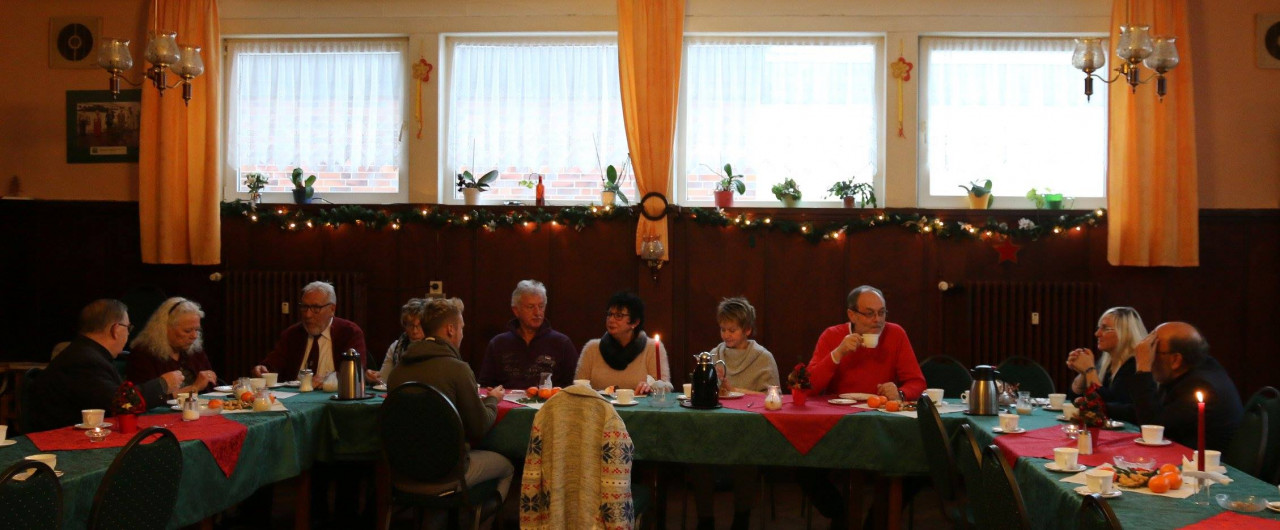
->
435;225;479;365
761;228;848;372
544;217;638;365
847;229;929;358
679;223;766;364
470;222;553;367
1241;216;1280;398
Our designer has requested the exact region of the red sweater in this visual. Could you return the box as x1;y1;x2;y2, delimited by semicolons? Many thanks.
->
806;322;926;400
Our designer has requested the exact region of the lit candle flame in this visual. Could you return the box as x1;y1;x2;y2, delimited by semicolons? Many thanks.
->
1196;391;1203;403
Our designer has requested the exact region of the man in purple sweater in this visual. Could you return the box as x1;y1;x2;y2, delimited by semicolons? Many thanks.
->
478;280;578;388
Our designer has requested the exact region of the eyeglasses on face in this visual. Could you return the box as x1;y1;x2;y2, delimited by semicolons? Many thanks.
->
605;311;632;320
853;308;888;319
114;322;134;333
1097;326;1116;334
299;303;334;313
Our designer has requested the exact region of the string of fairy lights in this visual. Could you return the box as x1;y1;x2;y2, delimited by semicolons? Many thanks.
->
220;201;1106;243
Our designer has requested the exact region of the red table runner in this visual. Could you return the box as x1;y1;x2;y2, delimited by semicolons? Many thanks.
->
495;399;524;424
994;425;1191;468
28;414;248;477
1178;511;1280;529
719;394;872;455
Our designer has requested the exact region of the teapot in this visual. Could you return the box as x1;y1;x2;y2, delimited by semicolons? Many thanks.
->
690;352;727;409
966;365;1001;416
335;348;367;400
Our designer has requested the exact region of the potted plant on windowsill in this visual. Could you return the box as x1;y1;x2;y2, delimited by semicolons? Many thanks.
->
290;168;315;205
244;172;268;209
601;162;631;207
959;179;993;209
711;163;746;208
456;169;498;206
826;178;877;208
771;177;802;207
1026;187;1068;209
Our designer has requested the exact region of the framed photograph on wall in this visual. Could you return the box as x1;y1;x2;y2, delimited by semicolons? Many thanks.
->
1260;14;1280;68
66;90;141;164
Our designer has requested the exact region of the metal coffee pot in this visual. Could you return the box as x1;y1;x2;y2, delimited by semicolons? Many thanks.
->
335;348;367;400
967;365;1001;416
690;352;726;409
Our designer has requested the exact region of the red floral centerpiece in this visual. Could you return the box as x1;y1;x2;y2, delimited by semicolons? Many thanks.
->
787;363;812;406
112;381;147;434
1074;383;1107;453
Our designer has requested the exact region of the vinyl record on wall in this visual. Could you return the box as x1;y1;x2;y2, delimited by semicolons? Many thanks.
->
50;16;102;69
1260;13;1280;69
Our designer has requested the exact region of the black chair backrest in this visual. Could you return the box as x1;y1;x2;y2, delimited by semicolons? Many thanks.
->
995;356;1056;397
920;355;973;399
379;382;468;487
1223;402;1269;479
953;423;983;498
0;460;63;530
976;444;1031;529
1243;386;1280;484
1077;492;1122;530
916;396;960;503
89;426;183;530
19;367;42;435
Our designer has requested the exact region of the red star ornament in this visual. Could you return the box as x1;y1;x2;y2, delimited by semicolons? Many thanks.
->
993;237;1021;263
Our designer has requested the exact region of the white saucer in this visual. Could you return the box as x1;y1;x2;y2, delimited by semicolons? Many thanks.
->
721;392;746;399
612;401;640;407
1266;501;1280;513
74;422;113;429
213;385;233;392
0;440;15;447
1045;462;1087;473
828;398;857;405
992;427;1026;434
372;384;388;391
677;394;690;400
1134;438;1172;446
1074;486;1121;498
839;393;874;401
1043;405;1063;411
280;381;301;388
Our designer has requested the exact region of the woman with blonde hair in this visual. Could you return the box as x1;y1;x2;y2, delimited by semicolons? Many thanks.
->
1067;306;1147;402
127;297;218;394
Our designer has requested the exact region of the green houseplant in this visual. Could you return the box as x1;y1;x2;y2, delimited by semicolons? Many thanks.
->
771;177;802;207
601;162;631;206
711;163;746;208
826;178;877;208
1026;187;1066;209
244;172;268;208
959;179;993;209
290;168;315;205
455;169;499;206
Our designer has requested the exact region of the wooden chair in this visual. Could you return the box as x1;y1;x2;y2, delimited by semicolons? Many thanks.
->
0;460;63;530
89;426;183;530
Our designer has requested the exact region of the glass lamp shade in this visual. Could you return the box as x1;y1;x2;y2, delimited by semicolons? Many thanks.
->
145;31;181;66
1071;38;1107;73
1144;36;1179;73
1115;25;1153;63
97;39;133;71
173;45;205;78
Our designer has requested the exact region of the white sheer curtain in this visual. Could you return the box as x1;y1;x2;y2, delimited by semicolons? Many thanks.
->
226;39;406;193
683;37;880;202
446;36;629;200
921;37;1107;200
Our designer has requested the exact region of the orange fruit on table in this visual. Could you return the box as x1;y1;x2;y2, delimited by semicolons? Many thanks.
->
537;387;554;399
1158;464;1180;476
526;386;539;397
885;400;901;412
208;399;223;409
239;391;254;403
1162;471;1182;490
550;387;561;397
1147;474;1170;494
865;395;882;408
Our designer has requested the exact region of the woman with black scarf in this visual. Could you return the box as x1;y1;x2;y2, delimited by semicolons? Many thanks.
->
574;291;670;393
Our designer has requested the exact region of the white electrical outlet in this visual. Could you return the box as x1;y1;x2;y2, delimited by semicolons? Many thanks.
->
1031;312;1040;325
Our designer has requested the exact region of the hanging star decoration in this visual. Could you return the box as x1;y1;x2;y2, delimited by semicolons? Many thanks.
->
412;58;434;139
889;48;914;139
993;236;1022;264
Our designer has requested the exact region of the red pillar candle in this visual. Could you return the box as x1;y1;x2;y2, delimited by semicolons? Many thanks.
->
1196;391;1205;472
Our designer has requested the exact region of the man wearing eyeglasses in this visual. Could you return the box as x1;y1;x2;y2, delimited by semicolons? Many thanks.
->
806;285;926;401
28;299;183;432
252;281;367;385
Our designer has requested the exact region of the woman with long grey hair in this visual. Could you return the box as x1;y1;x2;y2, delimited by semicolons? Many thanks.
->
127;297;218;394
1066;306;1148;403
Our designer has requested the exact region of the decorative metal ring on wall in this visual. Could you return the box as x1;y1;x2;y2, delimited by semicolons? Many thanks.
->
640;192;669;221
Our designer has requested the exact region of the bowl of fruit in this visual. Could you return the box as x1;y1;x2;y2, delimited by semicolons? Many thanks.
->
1215;494;1266;513
1112;455;1158;488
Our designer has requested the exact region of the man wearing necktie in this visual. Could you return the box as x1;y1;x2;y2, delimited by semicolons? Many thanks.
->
252;281;367;386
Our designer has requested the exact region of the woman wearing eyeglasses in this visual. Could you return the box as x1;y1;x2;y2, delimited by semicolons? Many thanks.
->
574;291;670;394
127;297;218;394
368;298;428;385
1067;306;1148;402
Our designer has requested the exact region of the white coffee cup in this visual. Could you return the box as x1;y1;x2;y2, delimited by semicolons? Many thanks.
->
1141;425;1165;444
25;454;57;471
1085;469;1115;494
573;379;591;388
998;413;1020;432
262;373;279;387
81;409;105;428
1048;393;1067;408
249;377;267;391
960;390;970;402
1061;403;1078;421
1054;447;1080;470
861;333;881;348
1191;450;1222;468
683;383;693;397
0;425;7;441
925;388;945;404
616;388;635;404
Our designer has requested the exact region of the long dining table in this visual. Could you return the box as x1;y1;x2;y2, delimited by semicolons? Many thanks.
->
2;387;1278;529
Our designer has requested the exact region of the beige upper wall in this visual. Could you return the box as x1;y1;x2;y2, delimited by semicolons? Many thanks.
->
1;0;1275;207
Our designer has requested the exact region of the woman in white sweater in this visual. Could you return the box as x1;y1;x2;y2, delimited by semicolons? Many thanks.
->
575;291;670;393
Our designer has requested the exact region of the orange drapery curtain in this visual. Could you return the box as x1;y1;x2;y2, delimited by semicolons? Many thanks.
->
1107;0;1198;266
617;0;684;261
139;0;221;265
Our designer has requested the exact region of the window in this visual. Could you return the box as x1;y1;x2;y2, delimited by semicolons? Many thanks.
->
919;37;1107;208
444;36;635;204
225;39;407;201
681;37;881;204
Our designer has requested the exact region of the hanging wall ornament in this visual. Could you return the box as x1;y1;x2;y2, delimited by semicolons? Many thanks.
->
412;58;434;139
889;41;914;139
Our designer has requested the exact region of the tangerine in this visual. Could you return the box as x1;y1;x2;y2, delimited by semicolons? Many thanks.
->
239;391;255;403
526;386;539;397
1162;472;1182;490
1158;464;1180;476
551;386;561;397
538;387;554;399
208;399;224;409
1147;474;1170;494
866;395;883;408
885;400;902;412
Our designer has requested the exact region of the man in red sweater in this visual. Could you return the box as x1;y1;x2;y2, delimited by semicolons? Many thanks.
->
806;285;926;401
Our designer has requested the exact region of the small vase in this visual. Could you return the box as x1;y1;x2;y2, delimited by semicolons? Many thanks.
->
118;414;138;434
966;192;990;209
462;188;481;206
291;189;312;205
781;196;798;208
249;191;262;210
842;197;856;208
713;190;735;208
791;387;808;407
601;190;616;206
1045;194;1064;209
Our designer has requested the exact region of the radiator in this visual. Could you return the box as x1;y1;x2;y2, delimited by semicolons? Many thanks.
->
964;281;1100;391
223;271;367;378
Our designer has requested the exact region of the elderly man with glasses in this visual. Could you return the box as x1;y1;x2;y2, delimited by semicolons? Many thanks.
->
252;281;367;386
28;299;183;432
805;285;926;401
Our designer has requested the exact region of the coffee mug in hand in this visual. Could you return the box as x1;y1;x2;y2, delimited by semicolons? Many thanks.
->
81;409;105;428
25;454;57;471
861;333;880;348
1086;469;1115;494
616;389;635;404
1141;425;1165;444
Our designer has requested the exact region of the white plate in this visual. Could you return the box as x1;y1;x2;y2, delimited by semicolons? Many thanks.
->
1045;462;1086;473
992;427;1026;434
1134;438;1172;446
74;422;113;430
612;401;640;407
1266;501;1280;513
213;385;233;392
14;469;63;481
280;381;301;387
372;384;388;391
839;393;874;401
0;440;15;447
1074;486;1121;498
677;394;690;400
721;392;746;400
828;398;857;405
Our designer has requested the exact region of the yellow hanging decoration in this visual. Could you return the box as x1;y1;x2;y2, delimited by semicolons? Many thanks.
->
412;58;434;139
889;40;913;139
